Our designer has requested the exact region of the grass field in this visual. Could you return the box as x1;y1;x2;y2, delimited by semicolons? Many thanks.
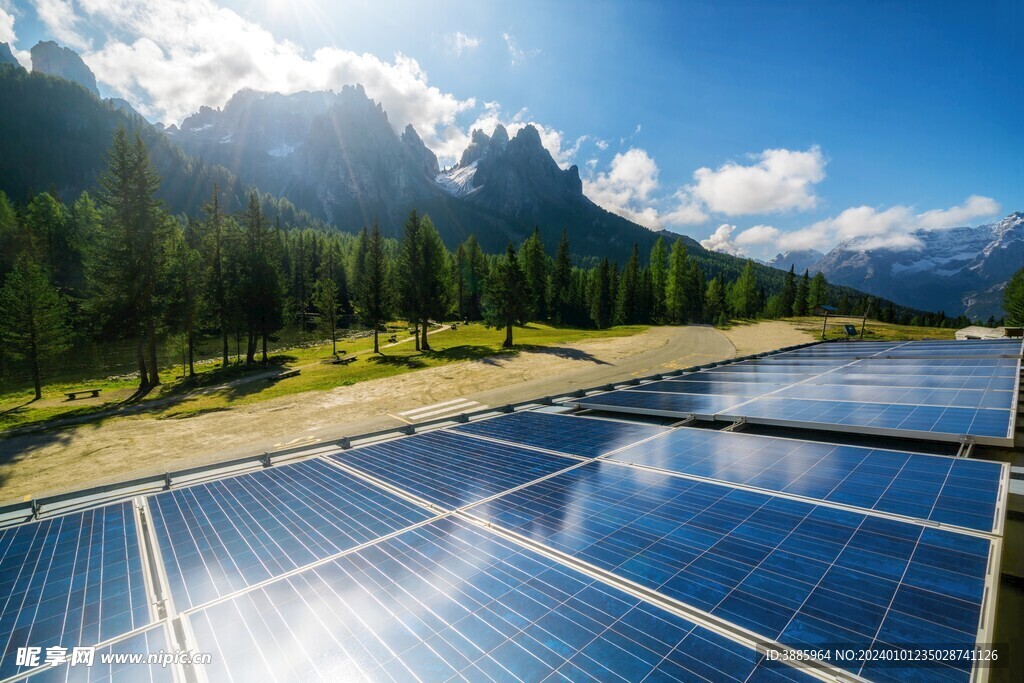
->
789;316;957;342
0;322;647;431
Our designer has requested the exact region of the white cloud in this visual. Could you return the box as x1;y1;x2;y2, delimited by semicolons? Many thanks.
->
595;139;608;151
774;195;1001;253
449;101;581;168
445;32;480;57
687;146;826;216
735;224;779;246
661;190;709;226
583;148;662;228
502;32;538;66
916;194;1001;229
0;6;16;44
700;224;743;255
33;0;91;51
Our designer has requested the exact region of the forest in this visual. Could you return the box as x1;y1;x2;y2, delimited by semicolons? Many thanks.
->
0;127;978;400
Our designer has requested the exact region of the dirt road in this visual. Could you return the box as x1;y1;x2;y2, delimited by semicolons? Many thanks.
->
0;321;812;502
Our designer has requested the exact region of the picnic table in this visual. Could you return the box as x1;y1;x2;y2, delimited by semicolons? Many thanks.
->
66;389;101;400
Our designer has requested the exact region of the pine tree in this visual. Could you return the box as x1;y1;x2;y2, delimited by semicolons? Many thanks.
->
793;270;810;316
665;239;690;323
0;256;71;399
357;222;391;353
89;126;169;392
780;265;797;317
808;271;828;311
551;229;572;325
165;221;203;377
398;210;425;351
416;216;451;351
484;243;527;348
687;260;705;322
203;185;231;366
238;192;284;364
649;237;667;323
1005;267;1024;325
614;243;641;325
519;228;549;321
728;261;759;318
589;258;613;329
313;274;339;354
704;276;726;323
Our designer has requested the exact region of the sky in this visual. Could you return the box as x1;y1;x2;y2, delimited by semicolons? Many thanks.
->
1;0;1021;259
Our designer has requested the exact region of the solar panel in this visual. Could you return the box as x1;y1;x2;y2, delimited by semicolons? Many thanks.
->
451;411;666;458
0;502;151;680
804;373;1017;391
186;516;813;683
467;462;994;682
773;383;1015;410
575;390;747;418
148;458;434;611
16;626;173;683
721;397;1013;444
632;379;771;397
604;427;1004;532
330;430;579;510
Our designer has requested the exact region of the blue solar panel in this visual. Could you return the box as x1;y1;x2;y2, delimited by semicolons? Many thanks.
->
605;428;1003;532
774;383;1015;410
633;380;771;397
576;390;745;416
148;458;433;611
722;397;1012;441
0;503;150;680
674;372;815;385
468;462;992;682
452;411;665;458
187;516;813;683
838;363;1019;378
331;430;578;510
805;373;1016;391
18;626;172;683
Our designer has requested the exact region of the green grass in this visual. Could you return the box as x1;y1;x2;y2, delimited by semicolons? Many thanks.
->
788;316;957;342
0;322;647;430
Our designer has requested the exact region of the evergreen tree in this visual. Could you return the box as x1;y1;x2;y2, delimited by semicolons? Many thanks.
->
665;239;690;323
0;256;71;399
614;243;641;324
589;258;614;329
238;192;284;364
793;270;810;316
550;229;573;324
89;126;169;391
313;274;340;354
704;276;726;323
398;210;425;351
727;261;759;318
203;185;231;366
457;234;487;320
1005;267;1024;325
416;216;451;351
519;228;549;321
649;237;667;323
0;191;20;280
165;220;203;377
357;223;391;353
687;260;705;322
484;243;527;348
808;271;828;311
780;265;797;317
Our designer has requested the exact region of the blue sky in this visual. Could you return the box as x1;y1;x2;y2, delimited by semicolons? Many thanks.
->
2;0;1020;257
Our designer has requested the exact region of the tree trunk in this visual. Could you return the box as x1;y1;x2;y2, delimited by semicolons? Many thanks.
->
503;321;514;348
221;326;229;367
30;347;41;400
246;321;256;364
331;317;336;355
188;328;195;377
146;320;160;387
373;326;379;354
261;317;268;364
136;335;149;390
421;318;431;351
413;322;420;351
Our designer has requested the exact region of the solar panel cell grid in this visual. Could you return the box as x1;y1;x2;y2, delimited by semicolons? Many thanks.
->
468;462;991;682
603;428;1002;532
15;626;173;683
451;411;665;458
773;383;1014;410
148;458;434;612
186;517;813;683
0;503;150;680
575;390;746;416
331;430;579;510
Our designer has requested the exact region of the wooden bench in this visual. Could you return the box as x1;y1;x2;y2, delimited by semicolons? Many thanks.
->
336;356;356;365
387;335;398;343
267;369;300;381
66;389;101;400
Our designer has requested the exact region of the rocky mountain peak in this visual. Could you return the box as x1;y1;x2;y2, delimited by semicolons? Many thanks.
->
30;41;99;97
490;124;509;149
401;124;439;176
0;42;21;69
458;128;492;167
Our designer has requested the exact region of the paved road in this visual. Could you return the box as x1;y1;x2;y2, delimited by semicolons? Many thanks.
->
200;325;735;462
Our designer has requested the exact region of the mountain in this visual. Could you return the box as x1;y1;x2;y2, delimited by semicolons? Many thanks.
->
30;40;99;97
814;213;1024;318
766;249;824;275
0;42;21;69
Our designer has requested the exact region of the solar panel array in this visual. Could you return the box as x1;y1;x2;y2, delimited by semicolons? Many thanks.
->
0;340;1012;683
575;338;1023;445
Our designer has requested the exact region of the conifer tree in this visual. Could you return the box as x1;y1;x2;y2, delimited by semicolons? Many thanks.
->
793;270;810;316
649;237;667;322
665;239;690;323
550;229;572;325
357;223;391;353
519;228;549;321
484;242;527;348
614;243;641;325
781;265;797;316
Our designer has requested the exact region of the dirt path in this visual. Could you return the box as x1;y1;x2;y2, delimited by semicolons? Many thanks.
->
0;321;813;502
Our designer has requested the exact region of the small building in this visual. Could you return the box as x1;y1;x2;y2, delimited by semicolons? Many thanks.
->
812;305;838;316
955;325;1024;340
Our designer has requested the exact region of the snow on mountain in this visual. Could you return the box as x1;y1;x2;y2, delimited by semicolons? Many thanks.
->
766;249;824;274
436;160;479;196
815;212;1024;318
